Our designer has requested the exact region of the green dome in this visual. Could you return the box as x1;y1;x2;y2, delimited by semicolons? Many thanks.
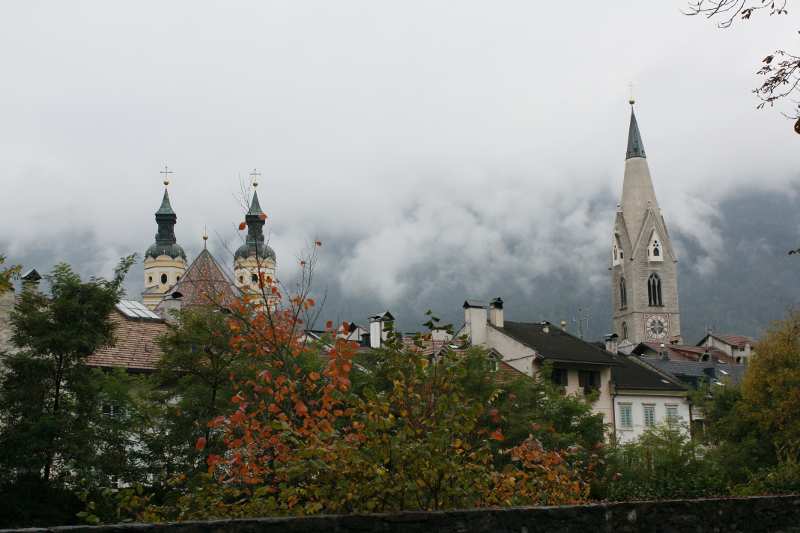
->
234;241;275;262
145;242;187;260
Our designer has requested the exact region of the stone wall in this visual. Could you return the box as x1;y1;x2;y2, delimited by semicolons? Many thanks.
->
8;495;800;533
0;287;16;358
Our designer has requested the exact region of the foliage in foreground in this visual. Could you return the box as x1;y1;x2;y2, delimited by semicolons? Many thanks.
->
595;421;728;501
130;295;598;520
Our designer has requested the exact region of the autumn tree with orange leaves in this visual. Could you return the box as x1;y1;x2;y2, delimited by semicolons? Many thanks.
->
118;238;598;520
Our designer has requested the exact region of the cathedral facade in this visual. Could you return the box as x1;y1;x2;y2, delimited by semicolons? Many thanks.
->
611;104;681;347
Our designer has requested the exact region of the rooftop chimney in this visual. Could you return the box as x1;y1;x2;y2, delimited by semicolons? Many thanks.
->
368;311;394;349
463;300;488;347
604;333;619;354
21;269;41;294
161;292;182;322
489;297;504;328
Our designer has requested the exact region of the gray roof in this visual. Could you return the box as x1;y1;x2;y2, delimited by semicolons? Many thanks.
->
639;357;748;387
611;354;685;391
626;107;646;159
495;321;621;366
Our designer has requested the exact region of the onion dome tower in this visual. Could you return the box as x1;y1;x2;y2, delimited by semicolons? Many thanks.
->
611;101;681;348
233;174;276;306
142;171;188;310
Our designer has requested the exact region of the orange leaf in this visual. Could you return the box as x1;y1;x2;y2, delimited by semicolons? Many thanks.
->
308;298;315;306
491;429;504;441
309;372;321;380
300;261;306;265
238;222;247;230
196;437;207;450
259;214;267;219
295;401;308;415
316;241;322;246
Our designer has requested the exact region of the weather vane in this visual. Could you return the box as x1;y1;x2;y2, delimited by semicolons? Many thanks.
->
250;168;261;187
628;82;635;105
161;166;172;186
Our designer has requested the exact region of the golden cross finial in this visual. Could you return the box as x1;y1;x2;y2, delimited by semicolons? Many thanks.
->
161;166;172;186
203;225;209;245
250;168;261;187
628;82;635;105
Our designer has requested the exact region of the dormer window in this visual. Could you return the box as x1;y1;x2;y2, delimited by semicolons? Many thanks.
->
648;233;663;262
612;240;623;266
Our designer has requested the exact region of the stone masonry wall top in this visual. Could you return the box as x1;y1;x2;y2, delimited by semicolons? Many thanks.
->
8;495;800;533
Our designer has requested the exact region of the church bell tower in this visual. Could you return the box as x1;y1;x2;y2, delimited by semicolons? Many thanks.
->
142;170;187;310
611;101;681;347
233;174;277;307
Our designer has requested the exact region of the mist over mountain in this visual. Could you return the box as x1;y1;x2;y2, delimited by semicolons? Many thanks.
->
4;186;797;345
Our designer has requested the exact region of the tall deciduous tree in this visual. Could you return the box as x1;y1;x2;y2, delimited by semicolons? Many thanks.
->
739;308;800;460
0;256;135;482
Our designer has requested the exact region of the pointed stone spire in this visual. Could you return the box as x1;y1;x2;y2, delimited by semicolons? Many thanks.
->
620;106;661;239
626;107;646;160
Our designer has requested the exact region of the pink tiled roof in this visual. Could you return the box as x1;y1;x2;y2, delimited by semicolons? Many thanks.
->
154;248;240;316
87;313;169;372
710;334;757;349
642;342;734;364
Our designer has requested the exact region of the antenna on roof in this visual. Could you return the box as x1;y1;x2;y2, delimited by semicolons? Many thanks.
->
572;305;590;339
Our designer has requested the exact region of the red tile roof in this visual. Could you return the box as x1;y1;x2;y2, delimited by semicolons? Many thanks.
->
708;334;757;349
640;342;734;364
87;313;169;372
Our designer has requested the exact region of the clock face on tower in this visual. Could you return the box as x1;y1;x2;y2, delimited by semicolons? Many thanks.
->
644;313;670;341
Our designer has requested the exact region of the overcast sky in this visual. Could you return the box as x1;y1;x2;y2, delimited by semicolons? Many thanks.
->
1;2;798;336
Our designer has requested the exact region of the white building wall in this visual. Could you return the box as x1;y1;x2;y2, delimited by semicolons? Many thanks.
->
613;392;691;443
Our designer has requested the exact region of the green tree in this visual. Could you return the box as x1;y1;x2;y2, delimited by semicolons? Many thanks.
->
739;309;800;460
0;254;21;295
596;421;727;500
0;257;135;483
137;306;257;485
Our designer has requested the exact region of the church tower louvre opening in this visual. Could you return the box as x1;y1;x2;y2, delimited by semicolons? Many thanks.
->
142;170;187;310
611;102;681;348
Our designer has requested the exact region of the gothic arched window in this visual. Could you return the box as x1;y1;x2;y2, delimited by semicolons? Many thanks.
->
622;321;628;339
619;277;627;309
647;274;662;306
653;245;660;257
